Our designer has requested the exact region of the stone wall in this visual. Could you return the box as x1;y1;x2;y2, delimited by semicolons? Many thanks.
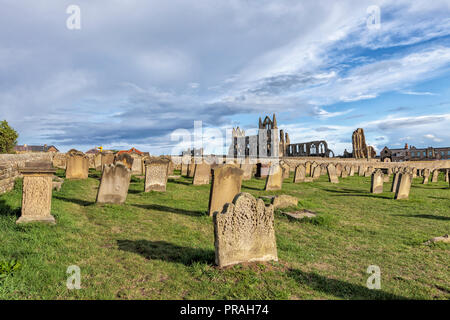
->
0;153;54;194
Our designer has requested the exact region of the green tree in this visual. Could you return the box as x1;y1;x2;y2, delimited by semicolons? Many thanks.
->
0;120;19;153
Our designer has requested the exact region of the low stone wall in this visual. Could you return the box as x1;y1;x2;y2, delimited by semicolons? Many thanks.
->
0;153;54;194
282;157;450;170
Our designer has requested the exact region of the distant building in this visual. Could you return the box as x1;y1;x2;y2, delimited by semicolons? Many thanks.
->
182;147;203;157
14;144;59;153
117;147;150;157
380;144;450;162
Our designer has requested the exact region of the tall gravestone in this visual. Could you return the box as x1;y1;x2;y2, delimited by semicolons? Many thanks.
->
17;162;56;224
96;163;132;204
370;169;384;193
305;161;311;177
208;164;244;216
264;164;283;191
66;150;89;179
349;166;355;176
395;172;412;200
327;164;339;184
422;169;430;184
312;165;321;180
144;159;170;192
213;192;278;267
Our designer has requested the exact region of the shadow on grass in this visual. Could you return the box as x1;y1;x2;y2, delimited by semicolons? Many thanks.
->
132;203;206;216
317;187;393;200
117;240;215;266
128;189;142;194
412;185;448;190
53;195;95;206
241;185;263;191
0;199;20;217
393;214;450;221
287;269;408;300
170;180;193;186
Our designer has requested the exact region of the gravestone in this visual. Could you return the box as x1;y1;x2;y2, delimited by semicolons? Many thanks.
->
370;169;384;193
431;169;439;183
66;150;89;179
335;164;342;177
445;169;449;183
181;163;188;176
341;168;348;178
349;166;355;176
96;163;132;204
358;165;365;176
281;162;290;179
327;164;339;184
16;162;56;224
264;164;283;191
293;164;306;183
213;192;278;267
193;162;211;185
312;165;321;180
364;166;373;177
240;163;254;181
101;152;115;169
130;154;143;175
94;153;102;171
144;159;170;192
422;169;430;184
391;172;400;193
115;153;134;170
208;164;244;216
305;161;311;176
395;172;412;200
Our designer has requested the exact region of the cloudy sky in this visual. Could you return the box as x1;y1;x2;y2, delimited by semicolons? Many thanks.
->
1;0;450;155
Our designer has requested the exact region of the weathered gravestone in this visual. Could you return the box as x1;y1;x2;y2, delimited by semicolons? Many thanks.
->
394;172;412;200
96;163;132;204
431;169;439;183
94;153;102;171
341;167;348;178
144;159;169;192
281;162;290;179
240;163;254;181
264;164;283;191
335;164;342;177
349;166;355;176
193;162;211;185
66;150;89;179
391;172;400;193
312;165;321;180
208;164;244;216
101;152;115;169
370;169;384;193
422;169;430;184
358;165;365;176
327;164;339;184
305;161;312;176
16;162;56;224
115;153;134;170
213;192;278;267
293;164;306;183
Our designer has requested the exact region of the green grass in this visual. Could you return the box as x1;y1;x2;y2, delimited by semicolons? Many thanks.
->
0;169;448;300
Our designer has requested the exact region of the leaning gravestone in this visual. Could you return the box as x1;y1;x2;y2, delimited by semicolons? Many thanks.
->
395;172;412;200
208;164;244;216
370;169;384;193
213;192;278;268
17;161;56;224
66;150;89;179
193;162;211;185
391;171;400;193
96;163;132;204
293;164;306;183
327;164;339;184
144;159;170;192
264;164;283;191
349;166;355;176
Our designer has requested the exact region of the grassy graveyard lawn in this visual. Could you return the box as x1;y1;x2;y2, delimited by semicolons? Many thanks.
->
0;169;449;300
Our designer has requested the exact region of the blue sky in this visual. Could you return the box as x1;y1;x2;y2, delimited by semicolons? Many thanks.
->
1;0;450;155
